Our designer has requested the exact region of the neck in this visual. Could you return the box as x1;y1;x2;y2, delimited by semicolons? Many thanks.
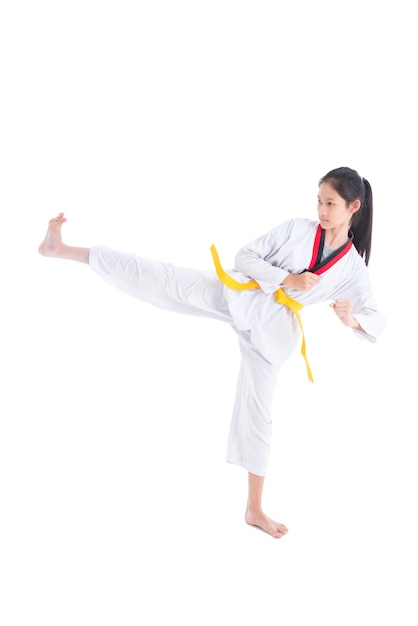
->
323;225;350;249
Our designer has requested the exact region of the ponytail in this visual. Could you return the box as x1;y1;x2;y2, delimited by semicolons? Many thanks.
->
350;178;373;266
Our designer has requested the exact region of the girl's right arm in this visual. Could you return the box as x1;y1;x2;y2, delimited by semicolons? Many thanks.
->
234;223;293;294
235;219;318;294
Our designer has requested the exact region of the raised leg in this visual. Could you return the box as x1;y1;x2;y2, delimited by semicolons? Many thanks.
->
38;213;90;264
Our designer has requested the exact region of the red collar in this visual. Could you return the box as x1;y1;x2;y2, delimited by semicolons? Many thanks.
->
306;224;353;276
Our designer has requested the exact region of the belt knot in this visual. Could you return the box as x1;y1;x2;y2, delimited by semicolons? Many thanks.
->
275;287;304;312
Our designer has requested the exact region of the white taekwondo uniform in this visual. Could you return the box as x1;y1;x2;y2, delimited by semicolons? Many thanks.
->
89;218;386;476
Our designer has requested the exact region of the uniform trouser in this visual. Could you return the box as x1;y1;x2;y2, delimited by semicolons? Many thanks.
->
89;246;279;476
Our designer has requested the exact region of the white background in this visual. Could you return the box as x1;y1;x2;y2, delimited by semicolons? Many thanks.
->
1;1;416;624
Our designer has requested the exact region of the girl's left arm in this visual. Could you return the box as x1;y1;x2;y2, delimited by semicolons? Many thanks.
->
329;299;366;332
331;266;386;342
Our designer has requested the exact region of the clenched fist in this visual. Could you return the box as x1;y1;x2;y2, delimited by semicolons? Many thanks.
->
329;298;362;330
282;272;319;292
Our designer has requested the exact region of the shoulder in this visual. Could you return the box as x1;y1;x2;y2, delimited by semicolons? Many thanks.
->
270;217;319;239
348;245;367;269
345;245;370;282
270;217;318;236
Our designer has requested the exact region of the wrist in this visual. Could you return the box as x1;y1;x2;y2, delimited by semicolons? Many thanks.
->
351;317;363;331
282;273;294;287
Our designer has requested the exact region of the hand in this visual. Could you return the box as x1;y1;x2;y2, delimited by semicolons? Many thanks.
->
282;272;319;292
329;298;362;329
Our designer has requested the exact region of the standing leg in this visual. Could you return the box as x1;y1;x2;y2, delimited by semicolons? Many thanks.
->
227;336;288;538
246;473;288;539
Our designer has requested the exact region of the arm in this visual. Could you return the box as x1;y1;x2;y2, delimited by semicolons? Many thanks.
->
234;226;290;294
329;262;386;342
329;299;365;331
234;219;318;294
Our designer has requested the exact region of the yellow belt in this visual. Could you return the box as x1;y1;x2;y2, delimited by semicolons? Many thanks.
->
210;244;313;383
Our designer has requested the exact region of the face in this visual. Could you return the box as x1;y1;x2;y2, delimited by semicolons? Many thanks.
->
317;182;359;231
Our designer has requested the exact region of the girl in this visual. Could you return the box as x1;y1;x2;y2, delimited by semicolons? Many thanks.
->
38;166;386;539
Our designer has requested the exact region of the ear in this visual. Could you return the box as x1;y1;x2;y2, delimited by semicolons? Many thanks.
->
350;199;361;214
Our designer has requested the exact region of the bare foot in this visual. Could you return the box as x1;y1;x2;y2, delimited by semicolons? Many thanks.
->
38;212;67;257
245;509;288;539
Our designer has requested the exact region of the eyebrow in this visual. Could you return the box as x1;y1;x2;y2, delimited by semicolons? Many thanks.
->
317;195;336;201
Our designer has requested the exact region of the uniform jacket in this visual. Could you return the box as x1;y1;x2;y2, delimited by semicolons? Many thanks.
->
221;218;386;366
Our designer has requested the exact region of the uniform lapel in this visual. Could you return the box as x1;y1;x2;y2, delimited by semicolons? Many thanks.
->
304;224;353;276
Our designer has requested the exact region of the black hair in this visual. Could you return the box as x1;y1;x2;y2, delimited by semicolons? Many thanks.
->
319;166;373;265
